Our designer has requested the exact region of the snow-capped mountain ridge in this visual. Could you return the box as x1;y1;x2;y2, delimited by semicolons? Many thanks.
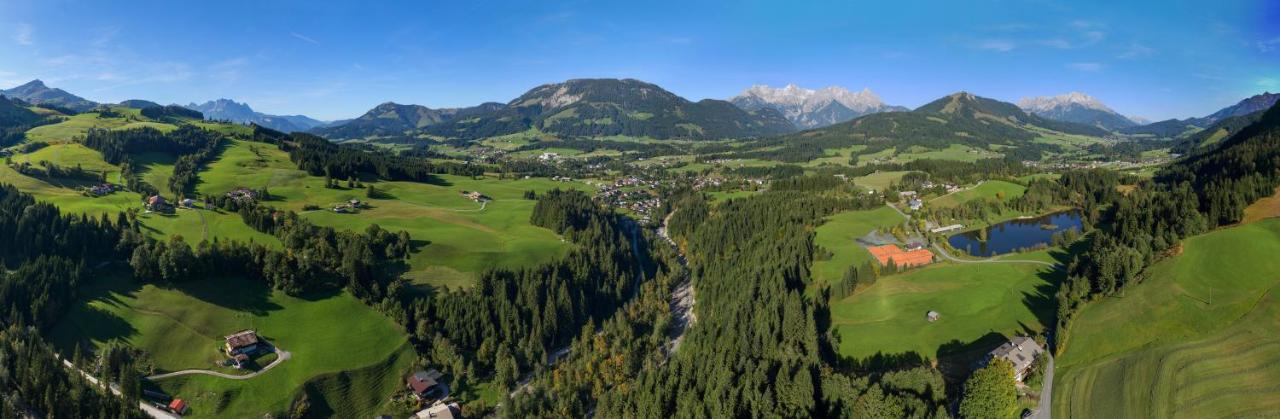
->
731;84;905;129
1017;92;1114;114
1016;92;1138;131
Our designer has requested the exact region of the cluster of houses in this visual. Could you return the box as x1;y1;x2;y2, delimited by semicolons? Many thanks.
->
226;187;259;205
461;191;489;202
538;152;560;162
399;369;462;418
333;199;364;213
86;183;117;197
596;176;662;223
899;191;924;211
550;175;574;182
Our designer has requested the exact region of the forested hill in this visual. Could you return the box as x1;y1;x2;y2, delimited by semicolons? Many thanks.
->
312;101;507;140
0;95;41;126
422;78;796;140
764;92;1107;157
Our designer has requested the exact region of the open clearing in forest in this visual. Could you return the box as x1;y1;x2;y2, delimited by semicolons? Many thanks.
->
50;274;410;418
811;206;906;288
1053;218;1280;418
829;248;1060;366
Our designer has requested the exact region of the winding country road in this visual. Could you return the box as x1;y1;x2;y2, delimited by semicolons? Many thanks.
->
58;358;179;419
146;349;291;381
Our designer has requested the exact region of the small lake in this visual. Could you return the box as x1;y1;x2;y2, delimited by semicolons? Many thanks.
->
947;211;1083;257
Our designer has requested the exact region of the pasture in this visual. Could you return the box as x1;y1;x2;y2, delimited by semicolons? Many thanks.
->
811;206;906;288
828;251;1060;366
929;180;1026;208
50;273;410;418
853;170;912;191
1053;219;1280;418
196;139;586;288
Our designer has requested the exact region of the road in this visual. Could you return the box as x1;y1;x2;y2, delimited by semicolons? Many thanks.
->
931;243;1059;268
1030;354;1055;419
146;349;291;381
59;358;179;419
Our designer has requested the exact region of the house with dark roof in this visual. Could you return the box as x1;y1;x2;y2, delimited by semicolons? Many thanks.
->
223;330;260;356
407;369;445;399
985;336;1044;382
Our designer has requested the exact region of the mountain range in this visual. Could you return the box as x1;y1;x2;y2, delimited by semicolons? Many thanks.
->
311;101;506;139
319;78;796;141
1018;92;1139;131
1121;92;1280;137
1;80;99;112
729;84;908;129
185;99;329;133
771;91;1111;155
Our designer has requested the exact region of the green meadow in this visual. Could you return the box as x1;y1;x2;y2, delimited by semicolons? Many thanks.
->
928;180;1027;208
811;206;905;288
829;250;1059;365
853;170;912;191
196;139;586;289
1054;219;1280;418
51;274;410;418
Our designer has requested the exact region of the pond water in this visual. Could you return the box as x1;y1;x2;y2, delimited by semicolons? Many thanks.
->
947;211;1083;257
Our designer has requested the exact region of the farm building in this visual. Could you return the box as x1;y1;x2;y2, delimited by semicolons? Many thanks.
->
145;195;170;212
226;187;258;204
907;199;924;211
223;330;260;356
926;311;940;322
407;369;446;400
168;399;188;415
463;191;489;202
179;198;198;208
413;402;460;419
87;183;116;196
985;336;1044;382
867;244;934;268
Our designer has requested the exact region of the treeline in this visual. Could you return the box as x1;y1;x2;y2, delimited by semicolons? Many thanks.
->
0;184;141;417
83;126;225;196
395;189;647;403
8;160;106;183
513;138;682;158
0;327;146;419
140;105;203;121
260;128;483;181
1057;103;1280;343
598;190;946;417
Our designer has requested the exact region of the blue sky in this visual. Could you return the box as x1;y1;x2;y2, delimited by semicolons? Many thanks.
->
1;0;1276;121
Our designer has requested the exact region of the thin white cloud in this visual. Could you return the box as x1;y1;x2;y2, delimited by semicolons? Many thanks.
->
1118;43;1155;59
12;23;33;45
1068;62;1104;72
976;39;1016;52
1258;37;1280;53
290;32;319;44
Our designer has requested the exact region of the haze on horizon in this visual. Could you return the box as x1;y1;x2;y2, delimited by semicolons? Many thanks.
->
0;0;1277;121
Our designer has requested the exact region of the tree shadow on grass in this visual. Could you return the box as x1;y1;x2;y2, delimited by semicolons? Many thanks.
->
169;276;283;316
935;331;1010;387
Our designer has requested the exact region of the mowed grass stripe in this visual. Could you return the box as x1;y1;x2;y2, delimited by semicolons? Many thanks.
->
1054;219;1280;418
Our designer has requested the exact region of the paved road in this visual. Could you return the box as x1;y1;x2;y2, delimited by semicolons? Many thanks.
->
1030;354;1055;419
931;243;1060;268
60;359;179;419
146;349;291;381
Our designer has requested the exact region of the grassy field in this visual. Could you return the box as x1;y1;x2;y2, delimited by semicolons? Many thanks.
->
196;139;585;289
811;206;906;288
50;273;410;418
1053;219;1280;418
929;180;1027;208
853;170;913;191
829;250;1060;366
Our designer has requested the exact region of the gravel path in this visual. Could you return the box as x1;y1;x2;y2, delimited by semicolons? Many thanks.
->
146;349;291;381
931;243;1060;268
59;358;179;419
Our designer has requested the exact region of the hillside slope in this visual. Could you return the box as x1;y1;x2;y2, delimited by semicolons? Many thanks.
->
1;80;98;112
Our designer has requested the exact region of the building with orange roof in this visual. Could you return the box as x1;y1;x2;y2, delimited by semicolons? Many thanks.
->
866;244;934;267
